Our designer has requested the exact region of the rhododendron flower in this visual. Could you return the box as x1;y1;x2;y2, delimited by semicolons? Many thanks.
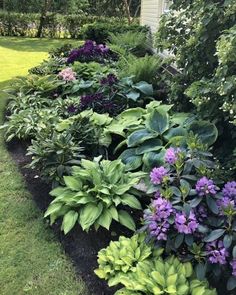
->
195;177;217;196
150;166;168;185
164;147;180;165
223;181;236;199
206;240;229;265
58;68;76;81
175;211;198;234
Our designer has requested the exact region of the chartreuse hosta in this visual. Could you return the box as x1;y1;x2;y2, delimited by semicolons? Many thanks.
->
44;157;146;234
95;234;216;295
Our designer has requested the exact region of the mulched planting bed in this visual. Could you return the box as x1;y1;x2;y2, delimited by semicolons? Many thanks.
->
7;140;129;295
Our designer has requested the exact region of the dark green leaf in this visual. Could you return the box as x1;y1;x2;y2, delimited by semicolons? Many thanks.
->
146;109;169;134
188;121;218;146
135;138;162;155
227;276;236;291
204;229;225;242
223;234;232;248
175;234;184;248
127;129;156;147
119;149;142;171
195;263;206;281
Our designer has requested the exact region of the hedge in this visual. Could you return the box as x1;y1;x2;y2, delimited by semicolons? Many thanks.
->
0;12;129;38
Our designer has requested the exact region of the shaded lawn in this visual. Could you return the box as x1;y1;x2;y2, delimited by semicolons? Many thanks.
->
0;37;81;81
0;38;89;295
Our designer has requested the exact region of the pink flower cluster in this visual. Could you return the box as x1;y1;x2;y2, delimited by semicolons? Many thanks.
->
58;68;76;81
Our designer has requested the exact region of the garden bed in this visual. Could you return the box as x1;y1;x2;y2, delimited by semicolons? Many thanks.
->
7;139;126;295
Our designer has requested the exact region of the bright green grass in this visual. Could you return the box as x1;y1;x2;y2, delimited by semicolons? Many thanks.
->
0;37;89;295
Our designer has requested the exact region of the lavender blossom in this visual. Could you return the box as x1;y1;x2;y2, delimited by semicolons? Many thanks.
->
144;196;173;241
195;177;217;196
206;240;229;265
175;211;198;234
150;166;168;185
164;147;180;165
223;181;236;199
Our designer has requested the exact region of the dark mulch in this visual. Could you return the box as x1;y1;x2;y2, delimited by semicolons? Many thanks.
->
7;140;132;295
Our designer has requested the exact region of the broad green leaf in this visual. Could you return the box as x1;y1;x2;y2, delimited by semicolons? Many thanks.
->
44;202;63;217
121;194;142;209
118;210;136;231
142;150;165;169
146;109;169;134
126;90;140;101
63;176;82;191
79;203;103;231
188;121;218;146
163;126;187;141
50;186;67;197
127;129;156;147
97;209;113;230
119;149;142;171
61;210;79;234
135;138;163;155
108;206;119;221
134;81;153;95
204;229;225;242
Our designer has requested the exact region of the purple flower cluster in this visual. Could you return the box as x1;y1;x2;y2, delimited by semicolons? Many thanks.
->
164;147;180;165
217;181;236;214
231;259;236;277
223;181;236;200
100;74;118;86
195;177;217;196
175;211;198;234
206;240;229;265
80;93;103;109
150;166;168;185
67;40;110;64
144;196;173;241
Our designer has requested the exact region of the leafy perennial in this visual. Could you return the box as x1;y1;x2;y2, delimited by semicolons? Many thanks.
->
45;158;145;234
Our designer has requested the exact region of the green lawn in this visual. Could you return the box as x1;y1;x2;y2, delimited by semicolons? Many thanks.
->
0;37;89;295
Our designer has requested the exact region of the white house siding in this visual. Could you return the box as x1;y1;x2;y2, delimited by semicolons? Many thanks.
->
140;0;168;33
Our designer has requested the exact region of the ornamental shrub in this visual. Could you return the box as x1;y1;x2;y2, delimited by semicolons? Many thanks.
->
142;145;236;292
156;0;236;172
82;22;149;44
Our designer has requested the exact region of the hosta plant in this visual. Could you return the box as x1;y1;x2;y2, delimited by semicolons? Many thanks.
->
115;256;216;295
94;234;158;287
1;108;58;142
27;131;84;186
111;103;218;171
45;158;145;234
143;145;236;291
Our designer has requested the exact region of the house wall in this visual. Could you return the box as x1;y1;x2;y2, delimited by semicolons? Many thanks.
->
140;0;168;33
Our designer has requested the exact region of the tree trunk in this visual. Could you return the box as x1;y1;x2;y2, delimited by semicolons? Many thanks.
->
36;0;52;38
123;0;132;25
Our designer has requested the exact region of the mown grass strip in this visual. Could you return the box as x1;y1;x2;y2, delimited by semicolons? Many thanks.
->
0;38;88;295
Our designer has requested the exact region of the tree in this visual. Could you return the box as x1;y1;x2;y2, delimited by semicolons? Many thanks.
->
37;0;53;38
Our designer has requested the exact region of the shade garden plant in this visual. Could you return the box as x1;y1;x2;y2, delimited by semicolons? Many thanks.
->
1;28;235;294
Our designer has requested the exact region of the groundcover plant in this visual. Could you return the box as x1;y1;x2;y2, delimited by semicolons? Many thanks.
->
2;30;235;294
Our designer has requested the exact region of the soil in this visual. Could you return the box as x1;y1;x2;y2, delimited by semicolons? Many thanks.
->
7;140;132;295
